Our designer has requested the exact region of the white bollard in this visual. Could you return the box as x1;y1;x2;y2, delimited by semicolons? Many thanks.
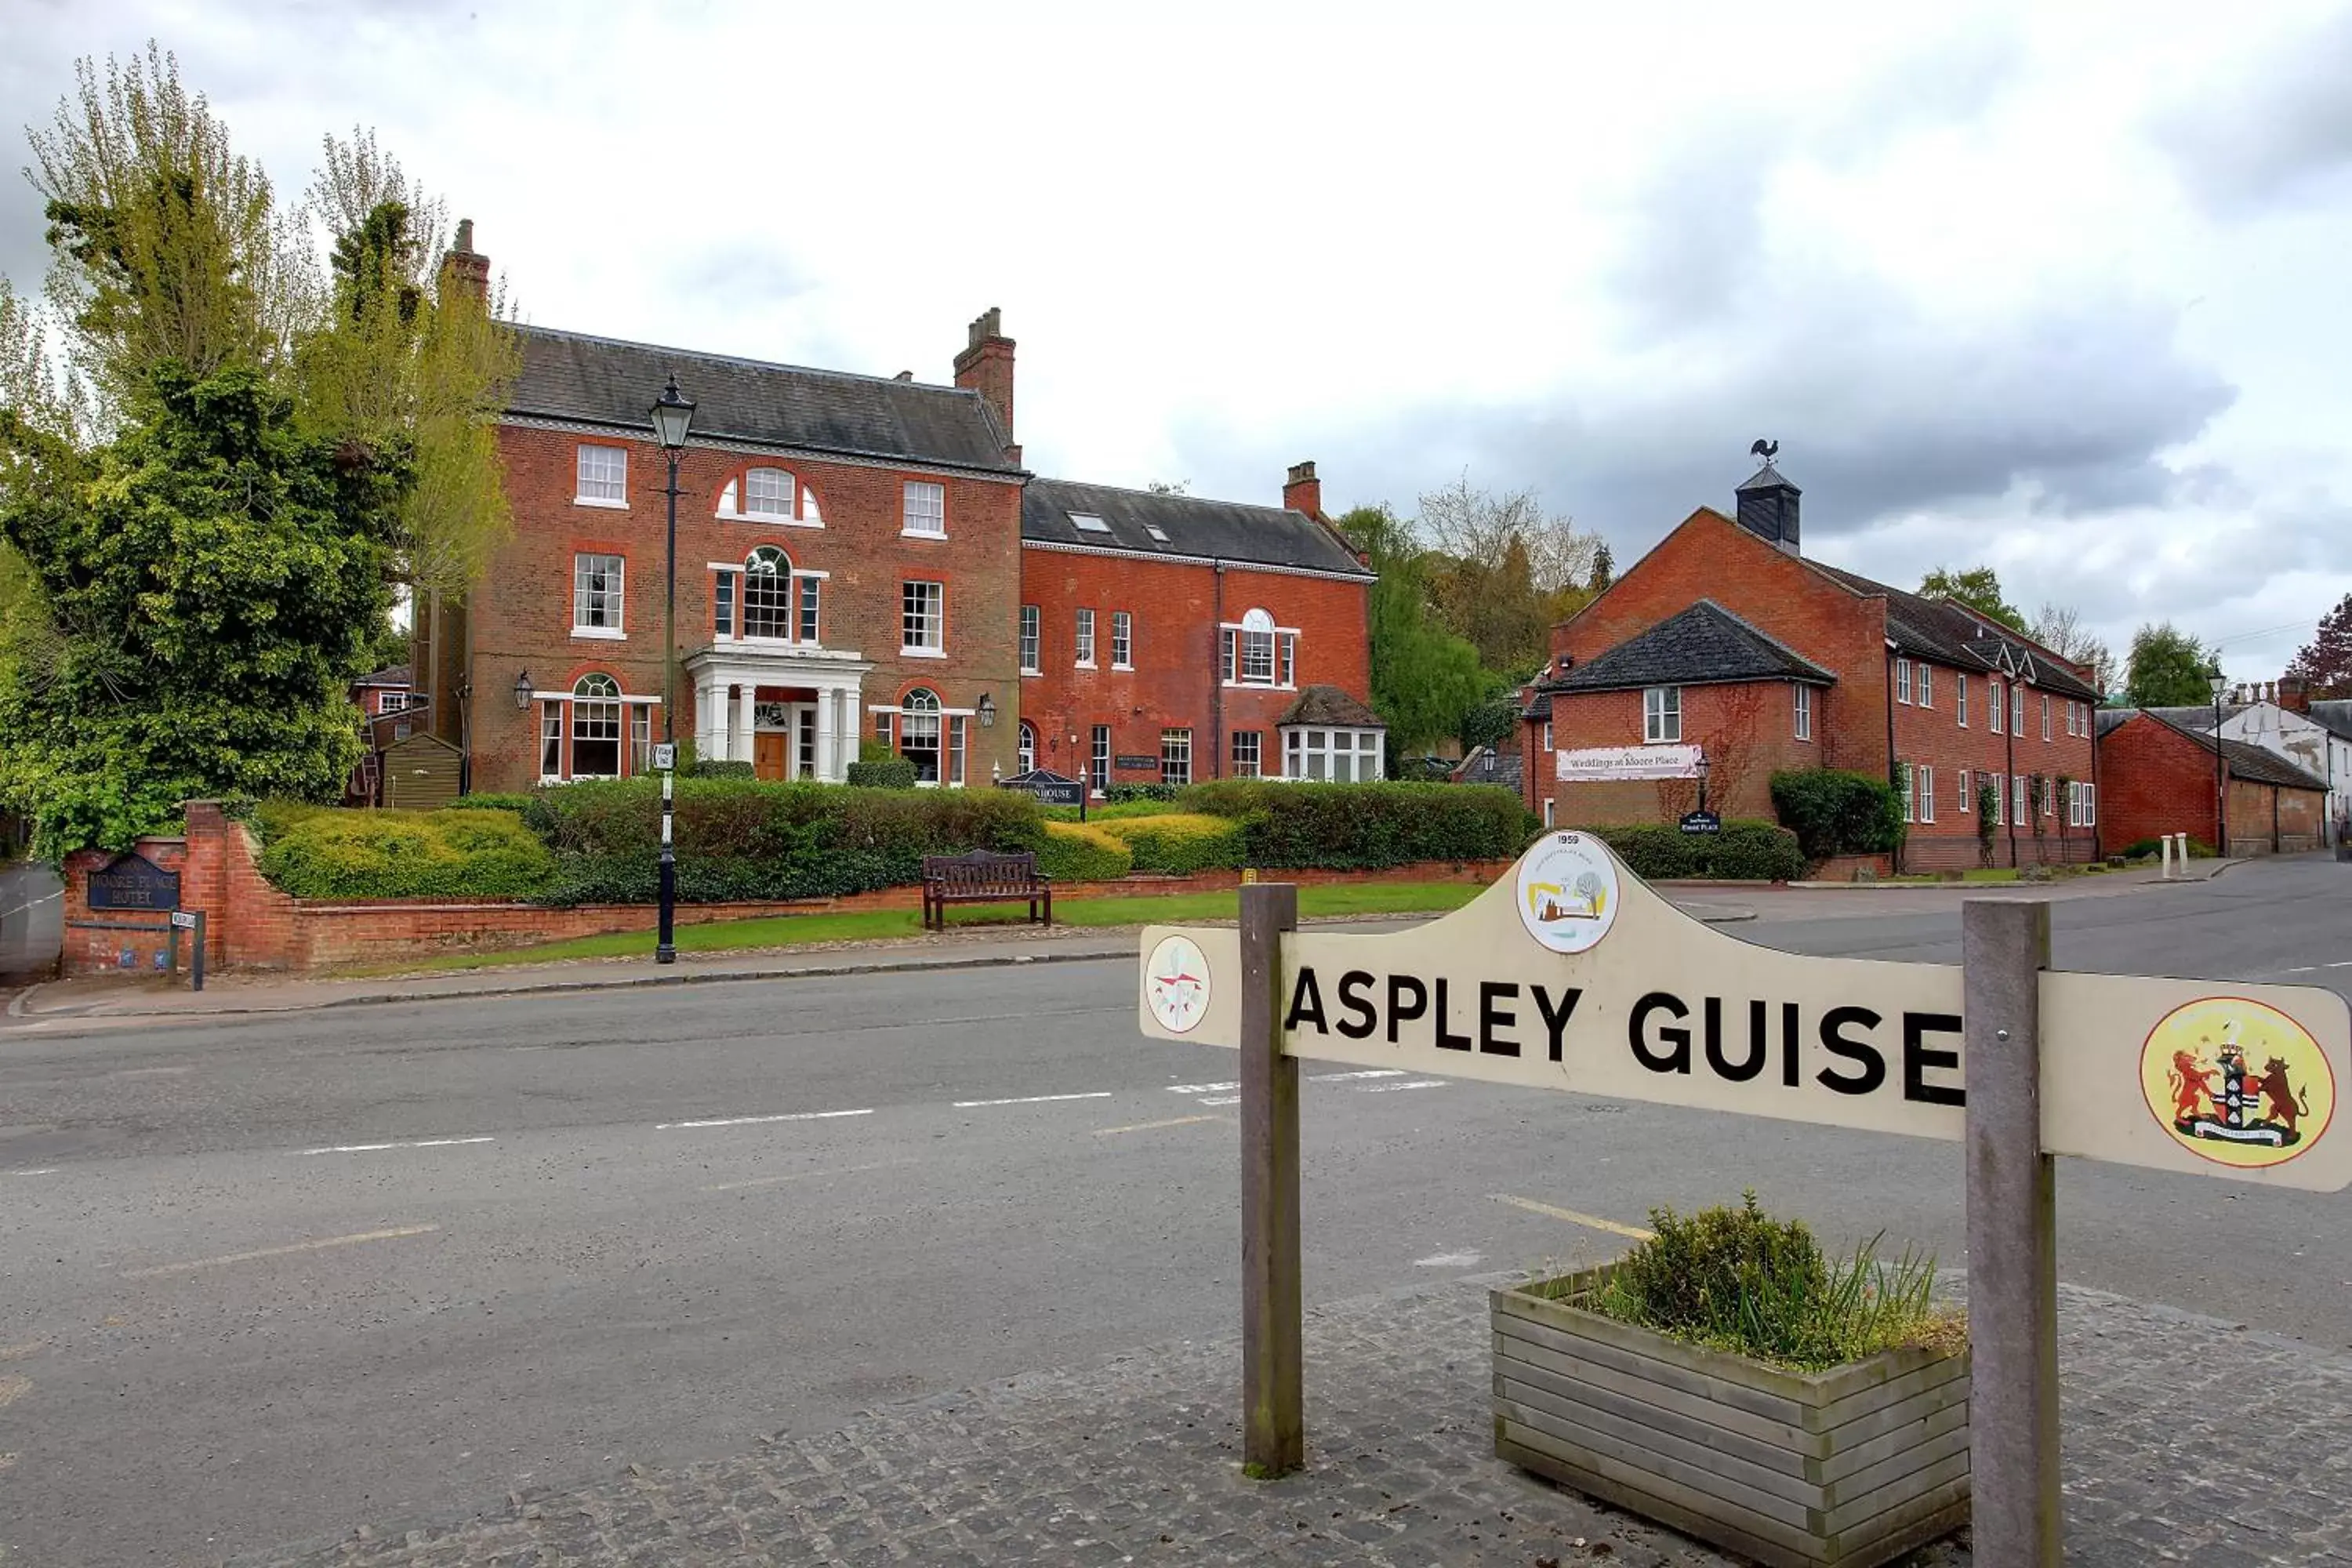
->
2175;831;2190;869
2160;834;2174;880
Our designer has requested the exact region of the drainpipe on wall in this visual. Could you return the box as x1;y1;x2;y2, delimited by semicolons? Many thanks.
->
1211;561;1227;781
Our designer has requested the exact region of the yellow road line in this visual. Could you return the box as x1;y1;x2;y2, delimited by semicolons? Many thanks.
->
1488;1193;1654;1242
701;1158;915;1194
1093;1113;1229;1137
122;1225;438;1280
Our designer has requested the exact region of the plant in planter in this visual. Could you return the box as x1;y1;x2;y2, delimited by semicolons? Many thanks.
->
1492;1193;1969;1568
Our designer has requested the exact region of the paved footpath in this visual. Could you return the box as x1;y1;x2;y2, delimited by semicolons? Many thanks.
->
229;1274;2351;1568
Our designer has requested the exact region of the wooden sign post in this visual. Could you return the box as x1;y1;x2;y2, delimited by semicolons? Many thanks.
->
1146;833;2350;1557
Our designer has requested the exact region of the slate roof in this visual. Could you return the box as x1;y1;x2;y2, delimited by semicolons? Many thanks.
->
508;325;1022;474
1277;684;1385;728
2100;709;2332;792
1553;601;1837;695
2305;699;2352;743
1806;564;2103;702
1453;746;1524;792
355;665;411;688
1022;479;1372;579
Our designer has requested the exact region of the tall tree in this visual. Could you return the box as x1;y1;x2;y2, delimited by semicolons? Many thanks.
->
2285;593;2352;699
1589;541;1614;591
1340;503;1494;751
1415;474;1600;677
2123;622;2218;709
1918;564;2027;630
2027;601;2116;698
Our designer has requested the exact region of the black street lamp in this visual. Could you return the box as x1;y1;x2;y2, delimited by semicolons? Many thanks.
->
649;374;695;964
2209;666;2229;857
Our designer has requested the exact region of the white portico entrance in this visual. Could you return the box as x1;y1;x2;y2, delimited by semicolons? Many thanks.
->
684;645;872;782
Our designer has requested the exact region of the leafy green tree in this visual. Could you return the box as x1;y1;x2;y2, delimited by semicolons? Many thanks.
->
1340;504;1494;750
1415;475;1600;676
1590;541;1614;591
2286;593;2352;699
1918;564;2027;630
2123;622;2218;708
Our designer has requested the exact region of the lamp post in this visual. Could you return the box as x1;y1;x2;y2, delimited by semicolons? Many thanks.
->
1694;751;1711;818
2209;667;2229;858
649;375;696;964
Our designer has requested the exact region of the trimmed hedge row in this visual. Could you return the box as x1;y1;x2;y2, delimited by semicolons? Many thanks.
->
258;808;557;899
1037;820;1132;881
1177;780;1527;869
1769;768;1905;860
1584;821;1808;883
1096;812;1247;873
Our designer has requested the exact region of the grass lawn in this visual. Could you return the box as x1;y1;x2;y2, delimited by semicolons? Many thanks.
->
369;880;1485;975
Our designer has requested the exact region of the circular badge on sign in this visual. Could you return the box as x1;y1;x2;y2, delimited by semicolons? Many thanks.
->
1516;832;1621;956
2138;996;2335;1170
1146;934;1212;1034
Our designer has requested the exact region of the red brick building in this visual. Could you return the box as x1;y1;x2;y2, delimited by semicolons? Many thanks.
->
2094;708;2328;856
413;230;1378;793
1523;463;2105;869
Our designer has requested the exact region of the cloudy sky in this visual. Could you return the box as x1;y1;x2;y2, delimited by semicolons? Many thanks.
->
7;0;2350;680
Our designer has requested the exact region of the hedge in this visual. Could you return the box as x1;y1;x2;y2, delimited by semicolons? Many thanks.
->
1769;768;1906;860
257;808;557;899
1096;812;1247;873
845;758;919;789
1036;820;1132;882
1178;780;1526;869
1104;782;1184;804
1584;820;1808;883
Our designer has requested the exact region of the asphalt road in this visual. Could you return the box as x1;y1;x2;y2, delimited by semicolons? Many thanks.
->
2;859;2348;1567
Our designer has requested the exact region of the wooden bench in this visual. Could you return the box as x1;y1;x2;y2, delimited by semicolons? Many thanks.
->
920;851;1052;931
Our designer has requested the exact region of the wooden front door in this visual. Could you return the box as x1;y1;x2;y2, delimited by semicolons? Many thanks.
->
754;731;789;781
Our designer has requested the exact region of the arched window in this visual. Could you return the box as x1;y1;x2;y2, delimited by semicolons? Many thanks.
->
900;688;943;783
743;546;791;639
719;466;823;524
1018;720;1037;774
572;673;622;778
1239;608;1276;684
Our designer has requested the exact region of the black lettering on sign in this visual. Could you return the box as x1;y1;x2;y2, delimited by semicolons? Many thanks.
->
1531;984;1581;1063
1903;1012;1965;1106
1630;992;1692;1073
1386;975;1428;1044
1780;1001;1802;1087
1478;981;1520;1057
1283;967;1327;1034
1704;997;1769;1083
1335;971;1378;1040
1817;1007;1886;1095
1432;978;1474;1053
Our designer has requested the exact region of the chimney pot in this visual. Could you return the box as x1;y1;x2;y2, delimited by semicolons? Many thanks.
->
1282;459;1323;518
953;307;1015;450
439;218;490;306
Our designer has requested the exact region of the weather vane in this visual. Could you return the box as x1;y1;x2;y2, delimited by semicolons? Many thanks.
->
1750;437;1780;465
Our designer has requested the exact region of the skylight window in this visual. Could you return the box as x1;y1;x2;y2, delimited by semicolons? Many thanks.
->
1070;512;1110;533
1145;524;1171;543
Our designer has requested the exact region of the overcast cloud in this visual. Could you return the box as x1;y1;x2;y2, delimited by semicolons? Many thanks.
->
5;0;2350;679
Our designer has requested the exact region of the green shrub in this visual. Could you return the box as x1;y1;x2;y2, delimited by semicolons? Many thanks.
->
1105;782;1183;804
1178;780;1524;869
458;791;537;816
691;759;756;780
845;758;919;789
1573;1192;1958;1373
1097;812;1247;873
1769;769;1906;860
1035;820;1132;882
257;808;557;899
249;798;338;844
1041;798;1178;822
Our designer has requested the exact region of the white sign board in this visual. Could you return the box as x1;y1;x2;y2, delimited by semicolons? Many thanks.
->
1557;744;1702;782
169;910;198;930
1141;833;2350;1192
651;742;677;772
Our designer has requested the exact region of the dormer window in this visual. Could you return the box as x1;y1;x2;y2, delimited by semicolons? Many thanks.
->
1070;512;1110;534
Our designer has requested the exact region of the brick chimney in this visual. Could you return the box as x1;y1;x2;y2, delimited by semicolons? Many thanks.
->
1283;460;1323;518
439;217;491;306
953;307;1016;460
2280;673;2310;713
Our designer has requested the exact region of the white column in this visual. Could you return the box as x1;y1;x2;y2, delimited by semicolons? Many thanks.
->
734;683;757;764
838;686;859;781
693;677;714;762
815;684;837;782
702;678;728;764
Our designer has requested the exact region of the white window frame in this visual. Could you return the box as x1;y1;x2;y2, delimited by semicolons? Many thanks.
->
1958;768;1971;814
2013;682;2027;736
1019;604;1040;674
1075;608;1097;667
1160;728;1192;786
1231;730;1261;778
901;580;945;656
797;575;821;643
572;552;626;638
1111;610;1133;670
902;480;946;539
1900;763;1915;824
1896;658;1913;705
1794;684;1812;742
1957;673;1969;728
2067;780;2082;827
568;673;624;780
1918;664;1933;710
745;466;793;521
1918;763;1936;824
1282;726;1384;782
1018;721;1037;774
2042;694;2052;742
1090;724;1111;796
575;444;627;507
2042;777;2056;817
2084;782;2097;826
1643;685;1682;744
1542;797;1556;829
1541;720;1553;753
742;546;793;641
2014;774;2030;823
1989;679;2005;736
899;688;944;785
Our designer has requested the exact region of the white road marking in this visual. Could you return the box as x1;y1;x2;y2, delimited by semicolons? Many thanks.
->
2285;966;2318;974
122;1225;439;1279
299;1136;496;1155
1167;1081;1240;1095
2328;961;2352;970
658;1109;873;1131
953;1092;1114;1109
1200;1095;1241;1106
1312;1069;1406;1082
1490;1193;1655;1242
1093;1113;1227;1137
1414;1251;1483;1268
4;1168;60;1177
1361;1080;1448;1094
701;1158;915;1193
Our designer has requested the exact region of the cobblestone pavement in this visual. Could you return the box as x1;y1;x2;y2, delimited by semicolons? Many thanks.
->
230;1277;2350;1568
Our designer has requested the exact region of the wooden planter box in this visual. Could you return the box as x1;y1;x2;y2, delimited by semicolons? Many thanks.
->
1492;1264;1969;1568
